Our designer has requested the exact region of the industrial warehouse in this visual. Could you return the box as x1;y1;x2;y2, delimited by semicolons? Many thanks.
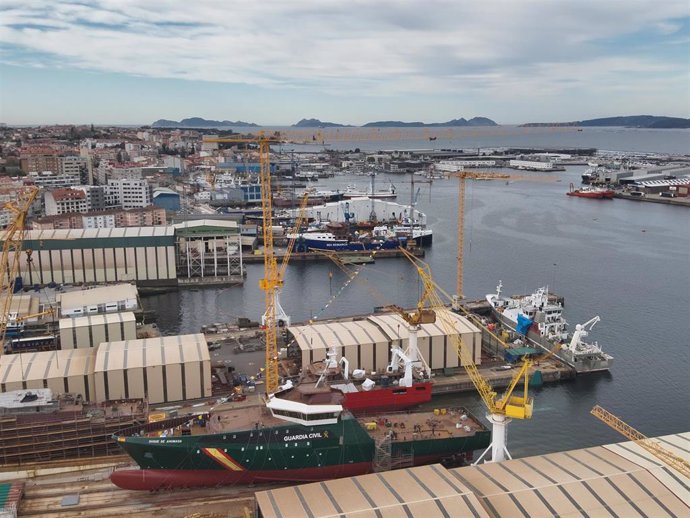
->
0;334;211;404
287;311;481;372
2;224;244;289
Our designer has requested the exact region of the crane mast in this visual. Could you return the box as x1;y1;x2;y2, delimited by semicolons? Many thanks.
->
202;134;283;394
0;187;39;349
398;247;534;463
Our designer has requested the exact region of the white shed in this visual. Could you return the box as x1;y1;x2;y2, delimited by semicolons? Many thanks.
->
59;312;137;349
288;311;481;374
0;349;96;401
58;284;138;318
93;334;211;404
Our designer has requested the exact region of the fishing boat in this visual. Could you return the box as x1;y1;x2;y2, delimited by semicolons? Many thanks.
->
567;183;615;199
486;282;613;373
110;385;489;490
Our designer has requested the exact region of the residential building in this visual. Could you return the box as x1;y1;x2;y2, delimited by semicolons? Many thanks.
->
20;146;60;174
44;189;88;215
27;171;81;188
32;206;167;230
107;179;151;209
59;156;88;178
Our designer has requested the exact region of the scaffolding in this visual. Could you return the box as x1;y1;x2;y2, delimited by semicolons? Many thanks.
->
176;233;244;285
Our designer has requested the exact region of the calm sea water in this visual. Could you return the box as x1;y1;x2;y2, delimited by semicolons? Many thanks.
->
145;129;690;458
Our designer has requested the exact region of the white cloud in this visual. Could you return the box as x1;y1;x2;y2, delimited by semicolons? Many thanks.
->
0;0;688;119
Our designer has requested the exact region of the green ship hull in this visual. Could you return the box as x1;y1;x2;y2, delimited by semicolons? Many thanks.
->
111;411;490;490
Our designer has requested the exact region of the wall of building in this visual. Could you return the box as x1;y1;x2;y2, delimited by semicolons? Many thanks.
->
8;227;177;287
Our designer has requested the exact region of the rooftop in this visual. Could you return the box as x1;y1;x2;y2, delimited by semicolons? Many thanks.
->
58;283;138;311
256;432;690;518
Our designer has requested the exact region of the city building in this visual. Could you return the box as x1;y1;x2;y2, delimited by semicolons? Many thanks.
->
107;179;151;209
20;146;60;174
32;206;167;230
152;187;181;211
27;171;81;188
44;188;88;215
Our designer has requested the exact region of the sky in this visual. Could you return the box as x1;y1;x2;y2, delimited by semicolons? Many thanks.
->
0;0;689;126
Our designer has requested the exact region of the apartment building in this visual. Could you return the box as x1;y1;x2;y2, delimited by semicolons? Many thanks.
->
44;189;88;215
106;179;151;209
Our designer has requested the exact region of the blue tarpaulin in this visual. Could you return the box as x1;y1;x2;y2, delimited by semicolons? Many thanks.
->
516;313;533;335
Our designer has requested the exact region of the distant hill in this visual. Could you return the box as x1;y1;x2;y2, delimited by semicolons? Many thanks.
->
520;115;690;129
362;117;498;127
152;117;259;128
292;118;351;128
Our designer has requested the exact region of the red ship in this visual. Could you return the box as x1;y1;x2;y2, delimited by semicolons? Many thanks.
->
301;344;433;415
567;183;615;199
337;381;433;414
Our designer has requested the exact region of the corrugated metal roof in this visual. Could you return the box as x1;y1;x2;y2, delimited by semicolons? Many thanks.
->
21;226;175;241
288;318;389;352
450;433;690;518
0;348;95;384
256;434;690;518
0;294;40;321
93;333;209;372
58;284;138;311
255;464;490;518
58;311;136;330
288;312;480;352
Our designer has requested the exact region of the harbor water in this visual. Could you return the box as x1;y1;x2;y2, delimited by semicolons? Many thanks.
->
145;128;690;459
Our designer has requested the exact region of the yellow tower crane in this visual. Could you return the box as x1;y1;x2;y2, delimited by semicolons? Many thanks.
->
397;246;566;463
448;170;555;302
0;187;39;350
202;133;284;394
591;405;690;478
263;192;311;328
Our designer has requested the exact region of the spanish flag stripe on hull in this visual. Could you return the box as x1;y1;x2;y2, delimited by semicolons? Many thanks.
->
202;447;245;471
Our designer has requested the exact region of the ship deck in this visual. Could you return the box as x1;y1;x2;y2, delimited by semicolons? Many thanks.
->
358;407;485;442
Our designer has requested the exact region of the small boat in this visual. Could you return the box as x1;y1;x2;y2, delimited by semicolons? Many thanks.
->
567;183;614;199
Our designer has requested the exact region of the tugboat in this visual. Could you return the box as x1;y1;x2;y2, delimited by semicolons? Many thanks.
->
486;282;613;373
567;183;615;199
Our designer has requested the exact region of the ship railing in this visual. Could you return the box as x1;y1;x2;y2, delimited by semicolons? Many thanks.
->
113;413;206;438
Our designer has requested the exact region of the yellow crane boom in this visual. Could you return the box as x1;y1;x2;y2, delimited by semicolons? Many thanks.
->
0;187;39;349
277;192;310;280
202;133;283;394
398;247;533;419
591;405;690;478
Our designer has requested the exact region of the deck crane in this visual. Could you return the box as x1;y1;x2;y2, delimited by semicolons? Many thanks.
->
591;405;690;478
202;133;285;395
398;246;537;463
0;187;39;351
384;278;437;386
262;192;310;328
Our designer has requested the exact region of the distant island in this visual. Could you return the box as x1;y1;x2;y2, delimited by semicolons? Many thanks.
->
520;115;690;129
362;117;497;127
292;118;352;128
152;117;259;128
